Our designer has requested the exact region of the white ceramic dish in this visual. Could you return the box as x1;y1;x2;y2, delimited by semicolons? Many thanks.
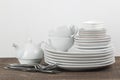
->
13;40;44;59
74;41;110;45
78;31;106;34
44;55;114;63
79;28;106;33
48;37;74;51
76;35;108;38
78;34;106;37
45;60;115;71
74;39;111;43
72;44;111;49
45;58;115;67
48;25;78;37
74;35;110;40
45;45;113;54
44;50;113;58
44;51;114;60
68;47;113;52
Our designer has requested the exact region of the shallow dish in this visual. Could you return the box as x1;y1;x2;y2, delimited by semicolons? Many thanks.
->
45;59;115;67
44;51;114;60
74;35;110;40
44;50;113;57
44;55;114;63
45;45;113;54
74;41;110;46
72;44;111;49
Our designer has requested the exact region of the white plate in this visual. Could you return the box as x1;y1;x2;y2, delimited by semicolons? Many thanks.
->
74;39;111;43
44;50;113;58
44;55;114;63
79;29;106;33
78;32;106;35
74;35;110;40
78;34;106;37
45;59;115;67
72;44;111;49
44;51;114;60
74;41;110;46
53;61;115;71
45;58;115;66
45;46;113;54
74;43;111;49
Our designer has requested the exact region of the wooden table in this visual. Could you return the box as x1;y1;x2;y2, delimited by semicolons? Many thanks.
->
0;57;120;80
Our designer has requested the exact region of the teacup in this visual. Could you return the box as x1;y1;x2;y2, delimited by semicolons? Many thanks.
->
48;37;74;51
48;25;78;37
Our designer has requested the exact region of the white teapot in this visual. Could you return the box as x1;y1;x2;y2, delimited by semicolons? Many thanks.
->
13;39;44;64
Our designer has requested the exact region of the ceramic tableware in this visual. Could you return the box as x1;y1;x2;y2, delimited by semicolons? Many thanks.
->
13;39;44;64
43;21;115;71
48;25;78;38
48;37;74;51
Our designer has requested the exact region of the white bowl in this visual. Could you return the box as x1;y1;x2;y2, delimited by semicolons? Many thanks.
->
48;25;78;37
48;37;74;51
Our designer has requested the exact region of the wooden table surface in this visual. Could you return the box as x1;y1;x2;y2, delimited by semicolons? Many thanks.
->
0;57;120;80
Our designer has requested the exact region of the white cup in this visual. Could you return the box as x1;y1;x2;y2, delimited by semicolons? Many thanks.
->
48;37;74;51
48;25;78;37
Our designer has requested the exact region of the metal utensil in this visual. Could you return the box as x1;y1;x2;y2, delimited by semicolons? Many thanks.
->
35;64;58;70
4;63;60;74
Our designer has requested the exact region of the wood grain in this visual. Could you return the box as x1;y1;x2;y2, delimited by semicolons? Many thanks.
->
0;57;119;80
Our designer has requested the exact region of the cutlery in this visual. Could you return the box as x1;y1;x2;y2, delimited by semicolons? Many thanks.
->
4;64;60;74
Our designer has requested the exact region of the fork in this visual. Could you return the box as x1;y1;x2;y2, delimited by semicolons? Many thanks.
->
5;64;60;74
35;64;58;70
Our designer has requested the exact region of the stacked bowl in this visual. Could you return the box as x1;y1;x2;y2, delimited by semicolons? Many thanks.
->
44;22;115;71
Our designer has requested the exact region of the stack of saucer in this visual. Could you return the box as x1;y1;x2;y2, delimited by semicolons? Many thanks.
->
44;21;115;71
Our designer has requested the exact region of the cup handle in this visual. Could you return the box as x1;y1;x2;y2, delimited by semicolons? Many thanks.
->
71;26;78;38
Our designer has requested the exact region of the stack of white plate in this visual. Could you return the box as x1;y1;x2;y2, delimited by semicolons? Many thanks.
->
44;22;115;71
44;46;115;70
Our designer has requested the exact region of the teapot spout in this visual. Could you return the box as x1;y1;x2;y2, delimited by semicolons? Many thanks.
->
12;43;19;49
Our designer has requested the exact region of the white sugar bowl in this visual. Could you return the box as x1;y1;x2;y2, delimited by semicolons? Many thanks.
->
13;39;44;64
